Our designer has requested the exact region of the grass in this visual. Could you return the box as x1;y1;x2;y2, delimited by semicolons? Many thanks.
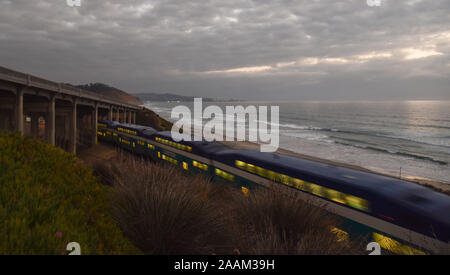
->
0;132;139;255
93;152;364;255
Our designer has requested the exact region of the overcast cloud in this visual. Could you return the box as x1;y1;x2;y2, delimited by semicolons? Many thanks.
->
0;0;449;100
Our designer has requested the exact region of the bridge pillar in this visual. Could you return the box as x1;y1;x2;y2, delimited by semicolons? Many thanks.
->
133;112;136;124
16;87;24;135
108;106;113;121
115;108;120;122
48;95;55;146
124;110;127;124
70;98;78;154
92;103;98;145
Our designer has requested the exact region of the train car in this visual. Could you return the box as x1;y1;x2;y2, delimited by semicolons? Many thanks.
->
210;149;450;254
97;120;121;143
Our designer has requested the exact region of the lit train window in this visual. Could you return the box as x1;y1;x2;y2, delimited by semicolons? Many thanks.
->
158;152;161;158
235;160;246;169
234;160;370;212
308;183;324;197
137;140;145;146
162;154;178;165
117;127;137;136
98;123;107;128
372;233;426;255
183;162;189;170
345;195;369;212
155;137;192;152
326;189;346;204
215;168;235;182
119;138;131;145
147;144;155;150
241;186;250;196
193;160;208;171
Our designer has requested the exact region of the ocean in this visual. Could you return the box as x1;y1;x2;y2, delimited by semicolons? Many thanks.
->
144;100;450;184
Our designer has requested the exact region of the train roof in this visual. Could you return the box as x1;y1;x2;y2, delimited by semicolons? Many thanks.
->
98;120;121;128
116;123;158;136
153;131;228;156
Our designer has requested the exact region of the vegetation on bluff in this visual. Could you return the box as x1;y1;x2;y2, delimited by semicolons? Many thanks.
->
94;153;364;255
0;132;139;255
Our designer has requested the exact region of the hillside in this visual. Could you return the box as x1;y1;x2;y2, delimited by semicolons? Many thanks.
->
0;132;139;254
76;83;143;105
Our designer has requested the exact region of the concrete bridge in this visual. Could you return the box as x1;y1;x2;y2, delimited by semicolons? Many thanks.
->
0;66;141;154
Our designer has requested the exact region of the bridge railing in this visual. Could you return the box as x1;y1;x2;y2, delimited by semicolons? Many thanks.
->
0;66;141;110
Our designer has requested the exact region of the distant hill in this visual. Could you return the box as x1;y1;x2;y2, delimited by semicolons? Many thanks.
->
75;83;143;105
134;93;239;102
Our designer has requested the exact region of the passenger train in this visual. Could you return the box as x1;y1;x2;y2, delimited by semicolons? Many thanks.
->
97;120;450;255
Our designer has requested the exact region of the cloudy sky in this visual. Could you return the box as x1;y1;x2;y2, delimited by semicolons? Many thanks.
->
0;0;449;100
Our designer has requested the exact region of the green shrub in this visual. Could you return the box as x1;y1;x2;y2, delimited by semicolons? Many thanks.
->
99;156;229;254
0;131;140;255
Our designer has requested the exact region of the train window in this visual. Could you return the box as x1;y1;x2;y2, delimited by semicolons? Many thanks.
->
162;154;178;165
215;168;235;182
291;178;306;190
326;189;346;204
98;123;107;128
158;152;161;158
234;160;370;212
117;127;137;136
247;163;256;173
155;137;193;153
193;160;208;171
183;162;189;170
147;144;155;150
236;160;246;169
119;138;131;145
345;195;369;212
255;166;267;177
241;187;250;196
280;174;290;185
372;233;426;255
308;183;323;197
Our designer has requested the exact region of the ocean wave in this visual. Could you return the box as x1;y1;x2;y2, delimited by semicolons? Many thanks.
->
334;141;448;166
374;134;450;148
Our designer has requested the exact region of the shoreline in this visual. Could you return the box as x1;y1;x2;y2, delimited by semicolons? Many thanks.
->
220;140;450;195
